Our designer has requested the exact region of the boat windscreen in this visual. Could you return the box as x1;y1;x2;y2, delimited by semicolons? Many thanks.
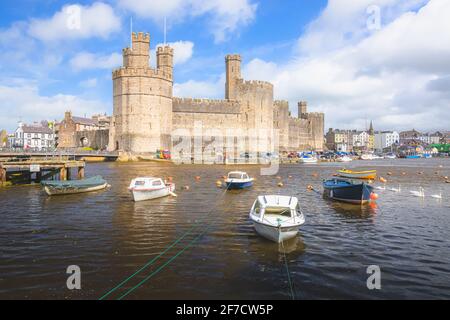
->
228;173;243;179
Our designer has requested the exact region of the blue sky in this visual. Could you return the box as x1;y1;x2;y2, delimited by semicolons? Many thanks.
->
0;0;449;133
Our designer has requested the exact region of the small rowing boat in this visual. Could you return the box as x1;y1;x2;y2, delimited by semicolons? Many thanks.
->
128;177;176;202
249;195;305;243
336;155;353;162
323;178;375;204
41;176;108;196
225;171;254;190
337;169;377;180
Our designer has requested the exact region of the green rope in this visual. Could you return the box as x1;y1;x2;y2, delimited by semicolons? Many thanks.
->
280;238;295;300
99;182;232;300
117;222;215;300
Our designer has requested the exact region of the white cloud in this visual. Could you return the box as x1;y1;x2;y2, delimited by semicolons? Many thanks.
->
80;78;98;88
174;75;225;98
28;2;121;42
0;81;108;131
156;41;194;65
241;0;450;132
70;52;122;71
118;0;257;43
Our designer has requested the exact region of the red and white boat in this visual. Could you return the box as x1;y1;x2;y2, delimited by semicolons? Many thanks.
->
128;177;176;202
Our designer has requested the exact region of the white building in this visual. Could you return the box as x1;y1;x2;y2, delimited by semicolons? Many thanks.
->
13;122;55;150
351;131;369;148
374;131;399;151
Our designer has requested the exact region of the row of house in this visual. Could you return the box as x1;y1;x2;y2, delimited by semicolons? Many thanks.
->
5;112;111;151
326;126;448;152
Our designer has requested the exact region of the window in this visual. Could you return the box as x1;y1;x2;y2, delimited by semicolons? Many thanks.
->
152;180;162;186
253;202;261;217
135;181;146;186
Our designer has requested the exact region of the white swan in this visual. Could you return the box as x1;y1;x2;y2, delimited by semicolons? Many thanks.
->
410;187;425;198
430;192;442;199
375;186;386;190
389;184;401;192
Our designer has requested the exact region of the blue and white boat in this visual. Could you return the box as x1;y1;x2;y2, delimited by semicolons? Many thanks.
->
323;178;375;204
225;171;254;190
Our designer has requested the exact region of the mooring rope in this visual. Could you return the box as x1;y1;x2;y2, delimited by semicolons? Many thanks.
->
99;181;232;300
280;237;296;300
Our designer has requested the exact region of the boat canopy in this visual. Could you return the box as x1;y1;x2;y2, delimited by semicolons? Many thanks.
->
41;176;106;189
227;171;250;180
256;195;298;210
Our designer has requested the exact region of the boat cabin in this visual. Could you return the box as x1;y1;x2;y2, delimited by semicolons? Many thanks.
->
129;177;166;190
227;171;251;181
250;195;303;223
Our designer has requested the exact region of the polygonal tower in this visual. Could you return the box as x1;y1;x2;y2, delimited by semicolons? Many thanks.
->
109;32;173;154
225;54;242;100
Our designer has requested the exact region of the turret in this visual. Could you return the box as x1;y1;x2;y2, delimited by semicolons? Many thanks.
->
123;32;150;68
157;46;174;80
298;101;308;119
225;54;242;100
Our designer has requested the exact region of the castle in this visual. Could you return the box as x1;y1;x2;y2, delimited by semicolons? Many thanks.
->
108;32;324;156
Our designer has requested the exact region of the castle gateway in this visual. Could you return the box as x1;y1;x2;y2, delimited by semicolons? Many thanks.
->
108;32;324;156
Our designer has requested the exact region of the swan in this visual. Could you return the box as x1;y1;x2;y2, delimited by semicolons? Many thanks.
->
389;184;401;192
410;187;425;197
430;192;442;199
375;186;386;191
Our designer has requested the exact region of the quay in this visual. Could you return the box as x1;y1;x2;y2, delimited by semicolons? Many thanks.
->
0;159;85;187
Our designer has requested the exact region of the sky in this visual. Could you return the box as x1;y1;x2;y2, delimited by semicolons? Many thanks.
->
0;0;449;133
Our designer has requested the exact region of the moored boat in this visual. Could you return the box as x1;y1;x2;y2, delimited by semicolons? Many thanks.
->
337;169;377;180
360;153;376;160
225;171;254;190
249;195;305;243
336;155;353;162
323;178;375;204
128;177;175;202
41;176;108;196
299;154;318;164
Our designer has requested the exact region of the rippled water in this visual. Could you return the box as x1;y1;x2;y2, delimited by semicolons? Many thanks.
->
1;158;449;299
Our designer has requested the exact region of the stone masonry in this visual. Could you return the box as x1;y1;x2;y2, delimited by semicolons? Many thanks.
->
108;32;324;155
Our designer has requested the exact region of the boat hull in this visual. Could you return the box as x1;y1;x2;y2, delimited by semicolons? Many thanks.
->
337;170;377;180
130;184;175;202
252;221;300;243
226;181;253;189
324;182;374;204
44;183;108;196
299;158;318;164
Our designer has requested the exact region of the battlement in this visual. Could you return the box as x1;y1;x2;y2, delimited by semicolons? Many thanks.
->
157;46;174;55
112;67;173;81
274;100;289;107
240;80;273;90
132;32;150;43
173;97;241;114
225;54;241;61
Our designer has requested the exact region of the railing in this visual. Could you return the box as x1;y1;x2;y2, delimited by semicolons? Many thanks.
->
0;148;119;159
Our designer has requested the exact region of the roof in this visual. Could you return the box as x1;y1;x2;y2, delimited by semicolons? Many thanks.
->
257;195;298;209
72;116;99;126
21;125;53;134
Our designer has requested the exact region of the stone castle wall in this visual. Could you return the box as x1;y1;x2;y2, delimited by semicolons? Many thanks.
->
109;31;324;155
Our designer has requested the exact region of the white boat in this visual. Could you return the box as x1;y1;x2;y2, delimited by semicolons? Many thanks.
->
385;153;396;159
336;156;353;162
128;177;176;202
360;153;376;160
299;154;318;164
249;195;305;243
41;176;109;196
225;171;254;189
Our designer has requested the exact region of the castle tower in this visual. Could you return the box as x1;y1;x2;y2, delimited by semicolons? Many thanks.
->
298;101;308;119
225;54;242;100
109;32;173;154
123;32;150;68
157;46;174;79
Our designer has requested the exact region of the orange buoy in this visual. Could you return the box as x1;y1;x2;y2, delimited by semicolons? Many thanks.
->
222;175;227;180
216;180;223;188
387;172;393;176
379;177;387;183
370;193;379;201
195;176;201;181
167;176;173;182
307;185;314;191
312;173;318;177
278;182;284;187
444;176;449;180
288;175;293;179
402;172;407;175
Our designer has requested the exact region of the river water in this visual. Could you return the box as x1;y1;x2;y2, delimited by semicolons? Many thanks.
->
0;158;449;299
